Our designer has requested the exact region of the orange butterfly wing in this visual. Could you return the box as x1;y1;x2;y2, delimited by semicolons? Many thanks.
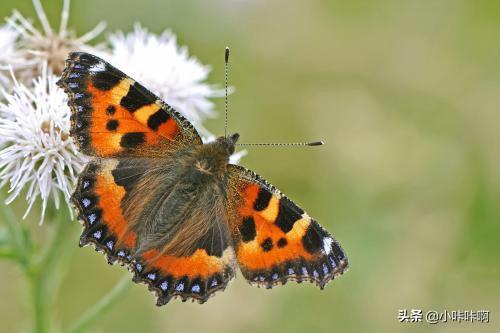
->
57;52;201;157
72;159;138;263
228;165;348;289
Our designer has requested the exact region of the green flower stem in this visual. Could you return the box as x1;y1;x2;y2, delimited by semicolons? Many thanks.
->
30;271;50;333
37;210;73;279
28;210;73;333
1;194;132;333
0;195;31;268
67;274;132;333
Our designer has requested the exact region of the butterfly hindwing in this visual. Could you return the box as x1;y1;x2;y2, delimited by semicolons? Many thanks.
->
72;154;236;305
72;159;138;264
57;52;202;157
228;165;348;289
132;229;236;305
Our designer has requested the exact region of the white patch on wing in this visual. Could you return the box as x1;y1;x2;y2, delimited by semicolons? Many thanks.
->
88;62;106;72
323;237;333;254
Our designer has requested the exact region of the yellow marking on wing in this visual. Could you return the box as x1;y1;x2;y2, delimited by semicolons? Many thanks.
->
240;239;259;254
236;215;315;270
286;216;311;241
109;78;134;104
259;195;280;222
134;103;161;125
92;133;124;156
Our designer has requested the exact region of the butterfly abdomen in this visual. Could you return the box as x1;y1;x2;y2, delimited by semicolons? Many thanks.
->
127;142;232;255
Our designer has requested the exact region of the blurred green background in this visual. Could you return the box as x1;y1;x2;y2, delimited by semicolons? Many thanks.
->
1;0;499;332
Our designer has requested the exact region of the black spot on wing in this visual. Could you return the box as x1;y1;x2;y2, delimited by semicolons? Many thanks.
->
275;197;303;233
120;82;157;112
239;216;256;242
91;64;122;91
106;120;119;131
147;109;170;130
277;237;288;248
302;220;327;254
75;52;100;66
120;132;145;149
106;105;116;115
261;238;273;252
253;188;272;211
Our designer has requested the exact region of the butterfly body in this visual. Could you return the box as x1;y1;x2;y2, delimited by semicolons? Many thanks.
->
121;133;239;257
57;52;348;305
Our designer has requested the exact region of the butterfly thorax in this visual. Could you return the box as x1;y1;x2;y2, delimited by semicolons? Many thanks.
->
188;133;239;180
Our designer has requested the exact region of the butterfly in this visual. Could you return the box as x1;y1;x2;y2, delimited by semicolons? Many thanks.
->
57;52;349;305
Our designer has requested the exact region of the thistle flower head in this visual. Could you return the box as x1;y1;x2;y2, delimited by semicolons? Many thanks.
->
0;24;22;89
0;68;87;223
4;0;104;82
104;24;224;136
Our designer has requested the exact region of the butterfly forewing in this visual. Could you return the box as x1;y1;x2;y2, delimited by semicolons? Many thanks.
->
57;52;202;157
227;165;348;289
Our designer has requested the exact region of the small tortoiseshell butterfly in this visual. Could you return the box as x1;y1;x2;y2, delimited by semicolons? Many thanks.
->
57;52;349;305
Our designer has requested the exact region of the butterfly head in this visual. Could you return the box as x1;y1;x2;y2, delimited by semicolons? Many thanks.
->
216;133;240;155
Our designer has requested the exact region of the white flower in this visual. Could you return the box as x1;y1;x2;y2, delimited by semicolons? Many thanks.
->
5;0;105;81
0;68;87;224
229;149;247;164
0;24;22;90
0;2;243;226
104;24;224;136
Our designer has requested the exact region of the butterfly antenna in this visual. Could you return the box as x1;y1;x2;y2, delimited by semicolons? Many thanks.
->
226;47;323;148
224;46;230;138
236;141;324;147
